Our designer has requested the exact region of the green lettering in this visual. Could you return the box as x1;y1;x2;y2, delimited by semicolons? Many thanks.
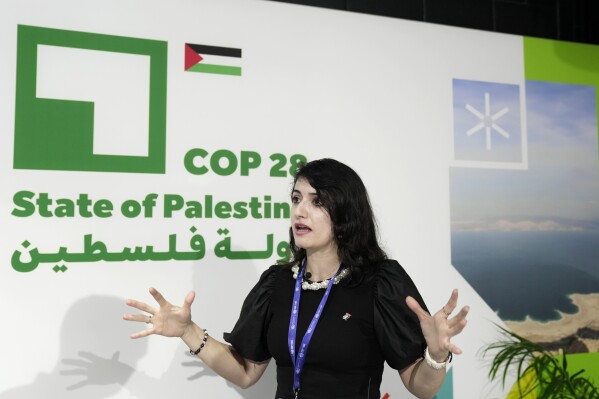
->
249;196;262;218
76;194;93;217
233;201;248;218
214;201;231;218
94;199;113;217
240;151;261;176
274;202;290;219
164;194;184;217
55;198;76;217
121;199;141;218
184;148;209;175
184;201;202;218
36;193;53;217
211;149;237;176
11;190;36;217
205;195;213;218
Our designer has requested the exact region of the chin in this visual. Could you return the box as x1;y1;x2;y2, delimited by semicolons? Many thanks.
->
293;239;309;250
294;242;308;250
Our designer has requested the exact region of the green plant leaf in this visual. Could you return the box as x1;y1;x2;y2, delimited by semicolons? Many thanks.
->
483;323;599;399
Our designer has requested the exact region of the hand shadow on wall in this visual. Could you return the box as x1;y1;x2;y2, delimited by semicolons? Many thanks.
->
0;257;279;398
0;295;148;399
124;249;279;399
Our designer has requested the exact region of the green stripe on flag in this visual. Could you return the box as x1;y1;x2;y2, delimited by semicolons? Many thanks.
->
188;63;241;76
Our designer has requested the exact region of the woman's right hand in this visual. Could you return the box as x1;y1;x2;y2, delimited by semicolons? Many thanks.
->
124;287;195;339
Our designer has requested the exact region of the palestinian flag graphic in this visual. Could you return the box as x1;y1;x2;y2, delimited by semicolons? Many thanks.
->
185;43;242;76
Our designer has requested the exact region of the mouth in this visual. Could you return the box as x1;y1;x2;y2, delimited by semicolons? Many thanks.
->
294;223;312;235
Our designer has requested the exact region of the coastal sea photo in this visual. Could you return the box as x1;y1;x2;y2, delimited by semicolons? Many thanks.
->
449;80;599;356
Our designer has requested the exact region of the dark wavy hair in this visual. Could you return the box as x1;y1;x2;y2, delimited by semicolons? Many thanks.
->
285;158;387;280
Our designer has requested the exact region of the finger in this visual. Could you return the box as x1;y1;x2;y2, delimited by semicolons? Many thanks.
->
61;359;90;367
447;305;470;326
436;307;451;319
60;369;87;376
123;313;153;323
66;380;89;391
78;351;101;361
183;291;196;311
187;372;202;381
455;305;470;319
406;296;429;320
149;287;168;307
444;289;459;315
125;298;156;315
448;317;468;337
447;341;463;355
130;328;155;339
181;361;202;367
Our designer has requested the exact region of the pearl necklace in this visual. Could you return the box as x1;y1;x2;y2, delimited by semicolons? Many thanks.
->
291;265;349;290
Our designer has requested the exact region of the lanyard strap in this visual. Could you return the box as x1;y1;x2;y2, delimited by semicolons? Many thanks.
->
288;260;342;397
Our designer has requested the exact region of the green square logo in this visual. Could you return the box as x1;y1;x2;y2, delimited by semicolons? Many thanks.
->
14;25;167;173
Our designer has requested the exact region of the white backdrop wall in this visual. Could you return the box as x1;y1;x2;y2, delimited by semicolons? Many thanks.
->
1;1;597;398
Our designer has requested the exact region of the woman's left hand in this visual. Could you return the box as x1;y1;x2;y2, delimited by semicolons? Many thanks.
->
406;289;469;361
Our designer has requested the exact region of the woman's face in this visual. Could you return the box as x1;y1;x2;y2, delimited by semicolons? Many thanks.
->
291;178;337;255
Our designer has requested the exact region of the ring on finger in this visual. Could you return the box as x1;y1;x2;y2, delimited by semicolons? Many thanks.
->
442;306;451;317
146;315;153;324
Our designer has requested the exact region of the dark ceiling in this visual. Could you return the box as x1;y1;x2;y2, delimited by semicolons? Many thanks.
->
269;0;599;46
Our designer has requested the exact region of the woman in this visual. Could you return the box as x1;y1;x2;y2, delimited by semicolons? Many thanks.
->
124;158;469;399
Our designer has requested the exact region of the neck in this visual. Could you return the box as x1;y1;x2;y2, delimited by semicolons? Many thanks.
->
305;250;341;281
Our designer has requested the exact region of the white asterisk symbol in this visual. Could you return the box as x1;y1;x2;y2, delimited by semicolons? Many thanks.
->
465;92;510;150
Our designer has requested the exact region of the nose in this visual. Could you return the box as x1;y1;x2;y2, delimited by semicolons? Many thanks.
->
294;199;307;219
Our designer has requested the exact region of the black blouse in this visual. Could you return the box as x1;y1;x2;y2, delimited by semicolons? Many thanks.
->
224;260;428;399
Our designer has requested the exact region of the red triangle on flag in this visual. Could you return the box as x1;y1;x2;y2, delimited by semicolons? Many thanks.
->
185;44;203;70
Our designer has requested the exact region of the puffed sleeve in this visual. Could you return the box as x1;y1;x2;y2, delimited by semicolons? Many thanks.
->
223;265;278;362
374;260;428;370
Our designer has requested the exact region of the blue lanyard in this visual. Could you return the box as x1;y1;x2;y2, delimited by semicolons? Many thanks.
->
287;260;342;398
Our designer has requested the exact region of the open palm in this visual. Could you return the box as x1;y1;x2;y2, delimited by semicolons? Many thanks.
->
406;288;469;360
124;287;195;339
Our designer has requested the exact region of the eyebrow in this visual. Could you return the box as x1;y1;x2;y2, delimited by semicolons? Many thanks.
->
292;189;318;196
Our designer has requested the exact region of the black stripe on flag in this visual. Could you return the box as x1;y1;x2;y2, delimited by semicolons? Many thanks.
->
188;44;241;58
